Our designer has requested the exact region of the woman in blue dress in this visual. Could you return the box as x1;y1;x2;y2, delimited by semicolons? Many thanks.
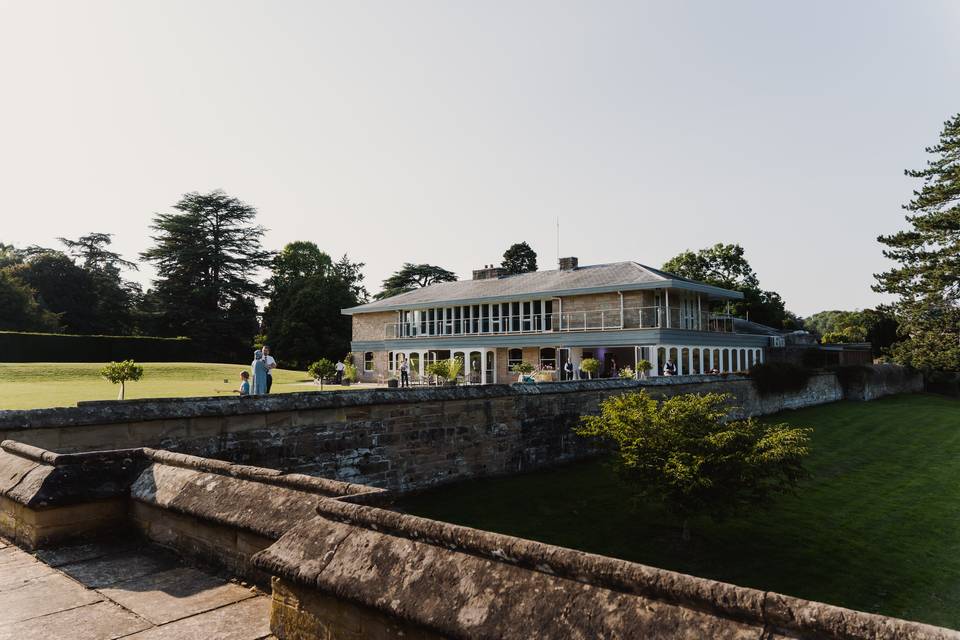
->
251;350;268;395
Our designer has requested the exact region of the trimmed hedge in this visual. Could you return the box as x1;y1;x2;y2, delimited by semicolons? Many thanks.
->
749;362;813;397
0;331;193;362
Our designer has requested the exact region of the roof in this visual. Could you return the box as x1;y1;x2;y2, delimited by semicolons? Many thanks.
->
344;262;743;314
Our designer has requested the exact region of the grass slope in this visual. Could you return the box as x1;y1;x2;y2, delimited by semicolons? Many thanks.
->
398;394;960;629
0;362;349;410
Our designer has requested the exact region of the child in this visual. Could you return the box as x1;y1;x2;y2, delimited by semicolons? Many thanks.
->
236;371;250;396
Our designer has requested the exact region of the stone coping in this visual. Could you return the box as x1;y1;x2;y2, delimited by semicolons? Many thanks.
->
140;448;383;499
0;375;765;430
1;440;143;467
256;498;958;640
0;441;384;509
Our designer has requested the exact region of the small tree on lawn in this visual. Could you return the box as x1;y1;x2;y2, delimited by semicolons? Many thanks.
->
307;358;336;390
100;360;144;400
580;358;600;379
575;391;811;541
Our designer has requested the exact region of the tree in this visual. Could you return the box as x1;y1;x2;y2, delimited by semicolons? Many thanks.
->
100;360;144;400
580;357;601;379
59;233;141;335
0;269;60;331
262;242;367;369
803;308;898;356
875;113;960;370
501;242;538;275
575;391;811;540
6;251;103;333
307;358;336;389
375;263;457;300
663;243;788;328
141;191;273;361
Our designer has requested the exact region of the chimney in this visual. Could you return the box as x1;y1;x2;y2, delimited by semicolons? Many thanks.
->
559;256;578;271
473;265;507;280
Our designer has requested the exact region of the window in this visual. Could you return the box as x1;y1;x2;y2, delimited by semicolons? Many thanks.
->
508;349;523;368
364;352;374;372
388;352;394;371
539;347;556;370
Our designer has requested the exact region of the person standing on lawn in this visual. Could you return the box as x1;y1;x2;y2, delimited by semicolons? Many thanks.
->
335;360;345;385
262;345;277;392
251;350;268;395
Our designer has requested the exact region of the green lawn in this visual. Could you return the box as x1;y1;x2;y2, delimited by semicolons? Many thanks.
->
0;362;352;410
398;394;960;629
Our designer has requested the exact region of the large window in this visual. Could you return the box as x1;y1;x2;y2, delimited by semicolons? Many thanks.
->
388;352;395;371
364;352;374;372
539;347;556;370
508;349;523;368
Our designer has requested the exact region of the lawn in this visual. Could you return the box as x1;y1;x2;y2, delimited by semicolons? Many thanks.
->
398;394;960;629
0;362;352;410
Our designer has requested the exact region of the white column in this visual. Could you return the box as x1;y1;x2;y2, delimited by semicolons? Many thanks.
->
687;347;694;375
481;350;488;385
650;346;659;377
665;289;671;328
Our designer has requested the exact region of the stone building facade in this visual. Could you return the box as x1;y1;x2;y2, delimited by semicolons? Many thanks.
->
344;258;774;384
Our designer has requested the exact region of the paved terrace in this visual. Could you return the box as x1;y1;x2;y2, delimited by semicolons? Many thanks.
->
0;536;272;640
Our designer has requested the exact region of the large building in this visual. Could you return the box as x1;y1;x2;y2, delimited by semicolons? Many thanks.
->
343;257;776;383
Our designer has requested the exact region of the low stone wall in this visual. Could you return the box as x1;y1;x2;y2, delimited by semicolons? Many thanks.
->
0;365;922;493
252;497;959;640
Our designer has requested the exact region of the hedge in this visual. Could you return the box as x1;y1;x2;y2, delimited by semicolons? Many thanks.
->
0;331;193;363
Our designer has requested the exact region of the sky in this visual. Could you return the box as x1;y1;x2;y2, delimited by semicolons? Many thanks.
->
1;1;958;316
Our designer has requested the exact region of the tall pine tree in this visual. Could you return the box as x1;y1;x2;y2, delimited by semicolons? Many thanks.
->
141;191;272;361
875;113;960;370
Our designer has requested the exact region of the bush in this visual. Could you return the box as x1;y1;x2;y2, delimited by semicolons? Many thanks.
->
428;357;464;383
575;391;811;540
510;361;535;376
749;362;813;396
0;330;192;362
636;359;652;373
619;366;635;379
342;361;358;382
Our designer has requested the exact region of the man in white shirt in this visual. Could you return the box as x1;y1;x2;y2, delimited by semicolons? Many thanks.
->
262;345;278;392
335;360;345;385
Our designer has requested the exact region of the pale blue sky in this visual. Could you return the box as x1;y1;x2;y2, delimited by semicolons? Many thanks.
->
1;1;958;315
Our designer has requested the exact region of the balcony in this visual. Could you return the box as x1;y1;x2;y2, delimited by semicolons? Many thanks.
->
383;306;736;339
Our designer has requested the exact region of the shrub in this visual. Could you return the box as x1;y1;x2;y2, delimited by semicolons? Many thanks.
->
749;362;813;396
510;361;535;376
100;360;144;400
427;357;463;382
342;361;358;382
829;364;876;394
307;358;336;388
575;391;812;540
0;331;192;362
636;359;652;373
581;358;601;379
619;366;635;379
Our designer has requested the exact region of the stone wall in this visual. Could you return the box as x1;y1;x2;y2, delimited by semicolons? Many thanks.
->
0;366;922;494
3;440;955;639
351;310;396;342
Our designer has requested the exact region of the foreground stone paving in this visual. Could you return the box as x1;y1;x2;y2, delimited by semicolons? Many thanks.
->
0;537;273;640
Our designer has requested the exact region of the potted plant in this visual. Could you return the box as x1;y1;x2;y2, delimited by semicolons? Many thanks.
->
511;361;536;383
387;373;399;388
619;366;635;379
426;357;463;386
636;359;652;379
580;358;601;379
307;358;336;390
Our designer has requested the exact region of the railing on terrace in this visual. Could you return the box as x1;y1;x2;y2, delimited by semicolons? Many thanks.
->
383;307;737;339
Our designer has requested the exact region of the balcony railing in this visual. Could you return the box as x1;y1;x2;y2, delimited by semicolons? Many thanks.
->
383;307;736;339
